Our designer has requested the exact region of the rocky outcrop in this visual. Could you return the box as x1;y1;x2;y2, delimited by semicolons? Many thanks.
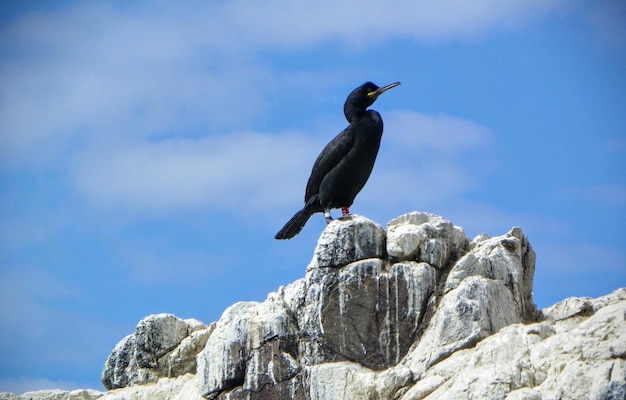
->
195;213;476;399
400;288;626;400
101;314;213;390
2;212;624;400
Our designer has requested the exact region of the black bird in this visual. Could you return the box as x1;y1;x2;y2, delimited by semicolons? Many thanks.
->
275;81;400;240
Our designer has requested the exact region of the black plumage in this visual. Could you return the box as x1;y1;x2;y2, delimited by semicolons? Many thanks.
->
275;81;400;240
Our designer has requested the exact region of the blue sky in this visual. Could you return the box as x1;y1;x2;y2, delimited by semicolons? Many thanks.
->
1;0;625;394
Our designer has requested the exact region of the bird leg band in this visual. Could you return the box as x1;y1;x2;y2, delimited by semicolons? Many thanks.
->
324;209;333;223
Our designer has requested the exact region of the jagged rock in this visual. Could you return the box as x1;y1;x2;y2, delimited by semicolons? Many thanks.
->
197;213;458;398
445;227;538;321
386;212;468;268
196;300;300;399
398;288;626;400
101;314;212;390
542;295;595;321
403;227;538;378
9;212;625;400
196;213;532;398
405;276;522;378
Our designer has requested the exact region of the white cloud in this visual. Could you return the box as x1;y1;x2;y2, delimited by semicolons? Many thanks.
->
70;131;319;213
0;3;273;167
385;110;493;153
216;0;566;48
117;240;234;285
361;111;494;211
68;109;496;217
0;0;567;167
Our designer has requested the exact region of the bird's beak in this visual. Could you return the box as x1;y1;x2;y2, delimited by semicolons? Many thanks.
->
368;81;401;98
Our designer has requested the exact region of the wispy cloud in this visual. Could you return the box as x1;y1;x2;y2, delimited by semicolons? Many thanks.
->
69;131;318;213
118;237;235;285
553;184;626;209
0;0;567;168
66;109;495;218
0;3;272;167
362;111;494;211
385;110;493;153
213;0;567;48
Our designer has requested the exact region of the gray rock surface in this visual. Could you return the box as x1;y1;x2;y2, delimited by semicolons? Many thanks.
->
386;212;468;269
308;214;387;269
101;314;212;390
3;212;624;400
399;288;626;400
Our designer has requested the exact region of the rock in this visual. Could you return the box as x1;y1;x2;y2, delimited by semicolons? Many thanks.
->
0;376;202;400
404;227;539;378
542;296;594;321
101;314;212;390
397;288;626;400
300;259;437;369
386;212;468;269
98;374;202;400
444;227;538;321
194;214;450;398
196;300;299;399
10;212;625;400
306;362;412;400
195;213;540;398
405;276;522;378
308;214;386;270
597;381;626;400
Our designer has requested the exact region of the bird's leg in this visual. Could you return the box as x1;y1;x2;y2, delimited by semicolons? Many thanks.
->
324;208;333;224
341;206;350;216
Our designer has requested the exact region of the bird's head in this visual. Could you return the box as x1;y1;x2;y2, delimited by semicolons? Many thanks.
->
344;81;401;122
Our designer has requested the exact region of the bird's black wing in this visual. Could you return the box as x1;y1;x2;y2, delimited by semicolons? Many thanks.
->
304;126;355;202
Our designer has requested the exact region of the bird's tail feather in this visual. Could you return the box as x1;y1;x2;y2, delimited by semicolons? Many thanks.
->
275;208;314;240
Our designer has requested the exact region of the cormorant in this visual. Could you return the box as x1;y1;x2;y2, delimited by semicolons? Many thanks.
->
275;81;400;240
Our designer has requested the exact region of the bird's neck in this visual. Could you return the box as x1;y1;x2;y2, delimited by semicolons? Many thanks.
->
344;106;367;123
